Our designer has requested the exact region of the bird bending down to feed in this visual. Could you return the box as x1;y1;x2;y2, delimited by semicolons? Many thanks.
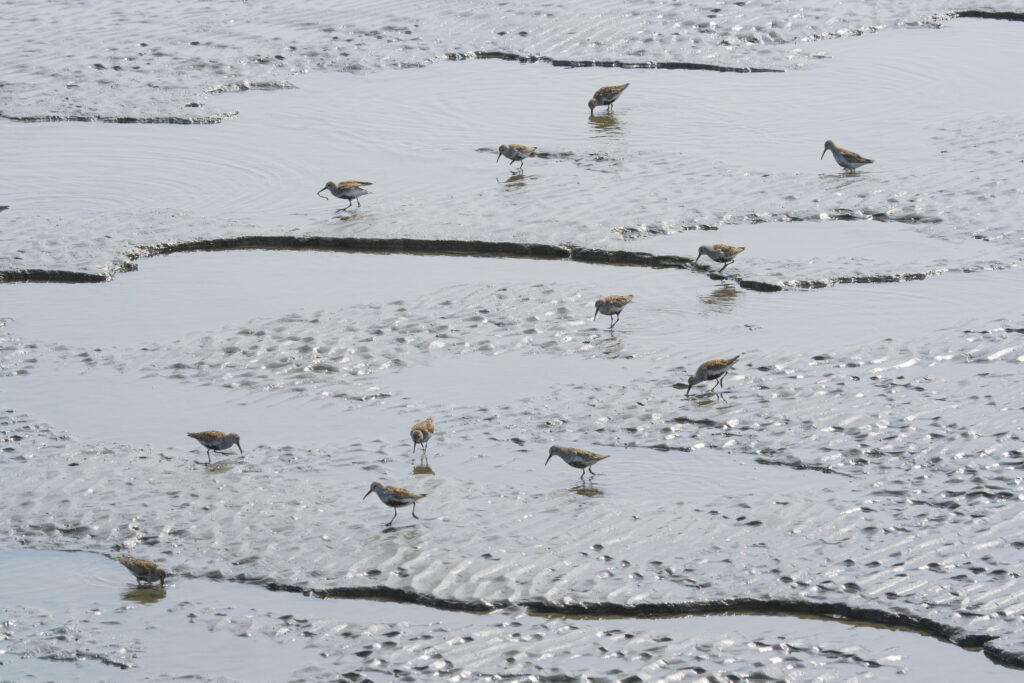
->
116;556;167;587
685;356;741;396
496;144;537;170
593;294;634;328
411;417;434;454
695;244;745;272
317;180;372;208
820;140;873;172
187;430;242;462
588;83;629;115
546;444;611;479
363;482;426;526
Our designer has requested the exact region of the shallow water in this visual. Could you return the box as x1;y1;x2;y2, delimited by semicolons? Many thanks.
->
2;2;1024;679
2;549;1020;681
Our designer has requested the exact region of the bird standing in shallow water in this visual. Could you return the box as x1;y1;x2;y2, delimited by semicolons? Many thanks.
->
593;294;634;328
588;83;629;115
410;417;434;454
317;180;372;208
496;144;537;170
686;356;741;396
820;140;873;172
116;556;167;587
546;445;611;479
187;430;242;462
363;482;426;525
695;244;746;272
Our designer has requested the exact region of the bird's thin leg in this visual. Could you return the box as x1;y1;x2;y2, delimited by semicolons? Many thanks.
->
588;466;597;476
411;502;419;519
206;449;212;464
610;315;618;329
579;469;586;480
356;197;361;207
719;262;729;272
387;508;397;526
345;199;353;209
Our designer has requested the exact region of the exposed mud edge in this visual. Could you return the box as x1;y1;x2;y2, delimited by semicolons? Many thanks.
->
953;10;1024;21
0;269;112;284
1;235;957;292
444;51;783;73
0;113;235;125
245;577;1024;668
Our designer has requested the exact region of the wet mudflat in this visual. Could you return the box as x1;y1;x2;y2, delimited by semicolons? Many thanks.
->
2;4;1024;680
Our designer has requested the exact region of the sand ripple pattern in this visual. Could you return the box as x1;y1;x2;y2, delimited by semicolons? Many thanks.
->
0;0;984;121
4;320;1024;662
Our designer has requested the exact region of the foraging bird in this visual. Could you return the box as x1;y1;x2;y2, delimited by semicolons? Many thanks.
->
588;83;629;115
496;144;537;170
363;482;426;526
593;295;634;328
317;180;372;208
695;244;746;272
187;430;243;462
546;445;611;479
410;417;434;454
116;556;167;587
820;140;873;172
685;356;741;396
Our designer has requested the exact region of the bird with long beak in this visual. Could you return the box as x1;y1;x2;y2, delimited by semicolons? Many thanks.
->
187;430;243;462
363;482;426;526
685;356;741;396
820;140;873;172
496;144;537;170
116;556;167;587
317;180;372;208
695;244;745;272
546;445;611;479
588;83;629;115
593;294;634;328
410;417;434;454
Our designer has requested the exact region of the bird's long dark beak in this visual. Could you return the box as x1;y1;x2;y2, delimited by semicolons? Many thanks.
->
237;442;243;454
362;489;372;500
819;149;827;160
592;307;598;321
545;453;553;466
496;151;502;163
317;186;329;199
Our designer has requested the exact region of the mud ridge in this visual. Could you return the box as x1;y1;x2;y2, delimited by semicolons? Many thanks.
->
953;10;1024;21
444;51;783;73
236;576;1024;669
0;235;967;292
0;113;234;125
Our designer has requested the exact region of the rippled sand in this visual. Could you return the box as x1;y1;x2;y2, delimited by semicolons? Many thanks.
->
3;3;1024;679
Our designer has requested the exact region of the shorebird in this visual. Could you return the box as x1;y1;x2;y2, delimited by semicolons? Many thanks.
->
187;430;242;462
820;140;873;172
363;482;426;525
317;180;372;208
411;417;434;454
685;356;741;396
588;83;629;115
116;556;167;587
593;294;634;328
496;144;537;170
546;445;610;479
695;244;746;272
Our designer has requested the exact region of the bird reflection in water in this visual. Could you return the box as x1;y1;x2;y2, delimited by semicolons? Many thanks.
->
413;452;435;477
699;283;741;314
498;171;535;190
587;113;623;135
570;481;604;498
122;586;167;604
